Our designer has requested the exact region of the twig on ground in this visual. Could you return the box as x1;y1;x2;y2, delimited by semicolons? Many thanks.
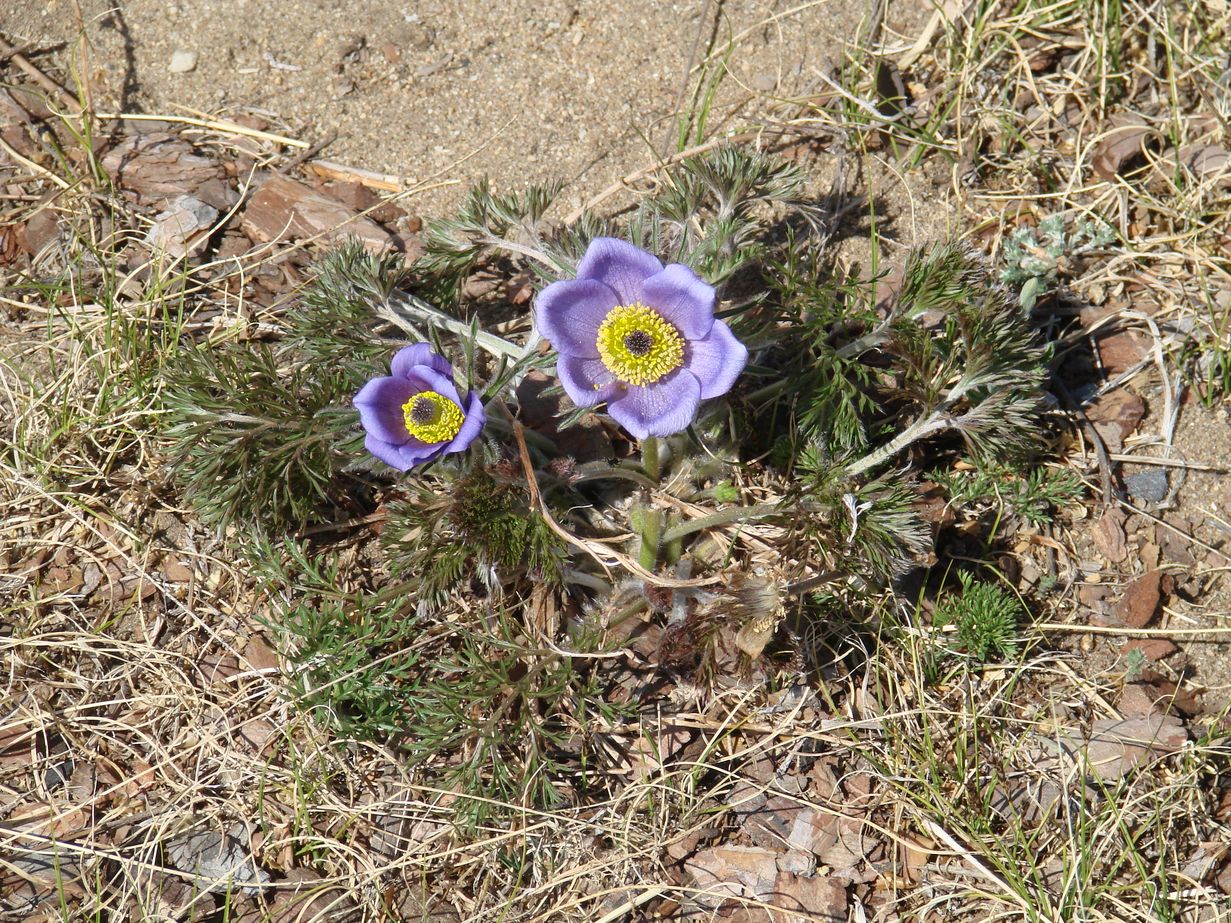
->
278;131;338;175
0;33;78;109
0;136;70;189
304;159;407;192
93;111;311;148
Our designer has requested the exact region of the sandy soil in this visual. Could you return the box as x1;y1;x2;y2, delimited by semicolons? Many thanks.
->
4;0;944;218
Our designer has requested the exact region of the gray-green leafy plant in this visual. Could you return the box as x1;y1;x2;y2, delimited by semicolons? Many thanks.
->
155;142;1061;824
1000;213;1114;310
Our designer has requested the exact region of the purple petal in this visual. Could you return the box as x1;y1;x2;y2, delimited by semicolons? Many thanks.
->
445;391;487;453
684;319;747;399
408;367;463;408
397;441;447;467
364;434;413;469
535;278;617;358
353;376;415;444
636;264;715;339
391;344;452;381
607;371;702;439
575;237;663;305
557;355;619;407
365;434;441;470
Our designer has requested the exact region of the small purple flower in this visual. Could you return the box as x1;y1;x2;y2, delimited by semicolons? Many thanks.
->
353;344;485;470
535;238;747;439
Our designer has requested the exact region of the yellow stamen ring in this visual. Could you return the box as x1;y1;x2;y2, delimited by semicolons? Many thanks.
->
402;391;465;444
595;302;685;386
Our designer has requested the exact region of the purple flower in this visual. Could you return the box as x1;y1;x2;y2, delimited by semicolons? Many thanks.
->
353;344;485;470
535;238;747;438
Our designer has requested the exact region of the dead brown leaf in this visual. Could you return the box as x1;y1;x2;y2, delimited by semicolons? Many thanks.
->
1086;390;1146;453
1082;715;1187;780
243;635;279;672
1114;570;1163;628
1120;638;1178;661
1094;507;1129;563
1091;114;1156;179
685;845;780;910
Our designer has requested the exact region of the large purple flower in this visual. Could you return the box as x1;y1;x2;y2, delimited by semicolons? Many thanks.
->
353;344;485;470
535;238;747;438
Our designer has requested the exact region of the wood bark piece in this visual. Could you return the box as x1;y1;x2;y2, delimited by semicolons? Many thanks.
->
102;133;228;206
240;172;393;252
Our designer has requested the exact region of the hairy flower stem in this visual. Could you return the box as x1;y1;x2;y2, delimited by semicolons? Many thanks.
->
382;292;523;361
637;508;663;572
659;503;779;544
641;436;661;481
486;402;557;454
842;408;951;478
661;512;683;565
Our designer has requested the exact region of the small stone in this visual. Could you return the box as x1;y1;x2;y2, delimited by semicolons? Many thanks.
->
1125;468;1168;503
146;195;218;259
390;21;434;52
169;49;198;74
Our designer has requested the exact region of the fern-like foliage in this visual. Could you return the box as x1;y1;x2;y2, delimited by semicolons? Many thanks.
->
282;239;409;379
792;447;932;582
257;541;423;739
162;344;359;534
933;461;1085;528
628;145;817;285
379;464;566;610
418;179;567;302
935;571;1023;662
162;240;417;535
257;541;620;826
767;244;881;453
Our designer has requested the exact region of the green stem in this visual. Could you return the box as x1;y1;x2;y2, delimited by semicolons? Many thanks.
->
637;508;662;572
485;405;557;454
745;377;790;403
573;464;658;490
381;292;523;360
661;512;683;566
842;408;951;479
641;436;661;481
659;503;779;544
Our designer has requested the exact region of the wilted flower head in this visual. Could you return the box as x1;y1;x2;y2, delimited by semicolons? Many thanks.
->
535;238;747;438
354;344;485;470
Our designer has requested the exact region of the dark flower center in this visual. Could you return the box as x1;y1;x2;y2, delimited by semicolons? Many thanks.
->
408;395;437;425
623;329;653;356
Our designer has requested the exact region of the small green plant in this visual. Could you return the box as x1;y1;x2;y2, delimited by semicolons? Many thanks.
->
936;571;1023;662
379;464;566;611
1123;645;1147;681
263;544;424;740
933;461;1085;528
1000;213;1114;310
258;540;619;826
